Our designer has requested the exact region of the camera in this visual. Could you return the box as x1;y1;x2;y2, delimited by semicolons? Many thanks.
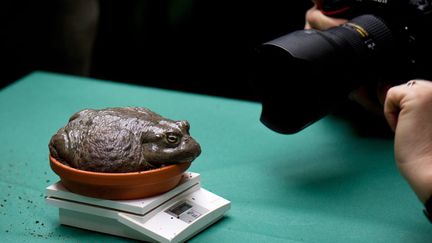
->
257;0;432;134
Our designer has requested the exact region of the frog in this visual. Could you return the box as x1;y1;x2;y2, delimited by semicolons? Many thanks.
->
49;107;201;173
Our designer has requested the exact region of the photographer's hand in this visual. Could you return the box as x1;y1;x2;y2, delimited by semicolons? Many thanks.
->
384;80;432;203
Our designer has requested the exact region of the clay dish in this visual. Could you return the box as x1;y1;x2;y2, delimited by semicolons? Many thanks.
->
49;155;191;200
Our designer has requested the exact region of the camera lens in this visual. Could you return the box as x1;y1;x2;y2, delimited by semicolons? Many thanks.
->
257;14;393;134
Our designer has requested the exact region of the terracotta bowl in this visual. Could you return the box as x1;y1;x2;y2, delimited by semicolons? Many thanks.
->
49;155;191;200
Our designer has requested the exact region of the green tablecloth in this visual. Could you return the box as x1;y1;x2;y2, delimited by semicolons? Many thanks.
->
0;72;430;242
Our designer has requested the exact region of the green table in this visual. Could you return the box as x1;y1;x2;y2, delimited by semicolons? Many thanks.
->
0;72;430;242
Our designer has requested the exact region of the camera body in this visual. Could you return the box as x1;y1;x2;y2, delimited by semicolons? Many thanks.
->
257;0;432;134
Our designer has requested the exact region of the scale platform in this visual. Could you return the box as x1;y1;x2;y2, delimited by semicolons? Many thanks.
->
45;172;230;243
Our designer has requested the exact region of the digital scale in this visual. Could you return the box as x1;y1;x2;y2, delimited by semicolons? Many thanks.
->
45;172;231;243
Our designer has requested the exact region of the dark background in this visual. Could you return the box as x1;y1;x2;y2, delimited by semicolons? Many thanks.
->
0;0;312;101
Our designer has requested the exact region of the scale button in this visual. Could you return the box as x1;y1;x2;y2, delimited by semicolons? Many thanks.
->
186;210;201;219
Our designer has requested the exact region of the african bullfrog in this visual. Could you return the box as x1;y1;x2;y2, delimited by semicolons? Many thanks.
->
49;107;201;173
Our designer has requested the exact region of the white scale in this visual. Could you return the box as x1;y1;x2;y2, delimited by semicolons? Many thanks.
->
45;172;231;243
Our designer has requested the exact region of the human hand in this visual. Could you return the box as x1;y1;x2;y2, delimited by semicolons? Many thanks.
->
384;80;432;203
304;3;347;30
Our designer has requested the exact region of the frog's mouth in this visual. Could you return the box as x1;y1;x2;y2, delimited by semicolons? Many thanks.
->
147;156;196;168
147;147;201;168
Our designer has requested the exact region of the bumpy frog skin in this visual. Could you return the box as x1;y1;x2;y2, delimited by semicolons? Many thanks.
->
49;107;201;173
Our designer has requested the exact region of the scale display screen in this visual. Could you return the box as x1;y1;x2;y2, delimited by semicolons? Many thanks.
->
168;202;193;217
166;200;207;223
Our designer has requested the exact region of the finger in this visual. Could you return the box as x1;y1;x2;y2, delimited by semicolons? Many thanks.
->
305;5;348;30
384;85;406;131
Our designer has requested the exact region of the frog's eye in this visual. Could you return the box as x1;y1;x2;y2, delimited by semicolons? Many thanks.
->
166;133;180;144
